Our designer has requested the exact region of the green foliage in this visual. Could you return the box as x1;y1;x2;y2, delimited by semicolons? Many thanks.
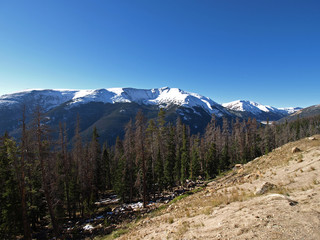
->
0;137;23;237
170;191;194;204
205;142;217;178
180;125;190;183
155;149;164;191
164;126;175;188
102;145;112;190
190;147;200;180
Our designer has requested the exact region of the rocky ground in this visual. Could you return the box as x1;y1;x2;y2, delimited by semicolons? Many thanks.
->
110;135;320;240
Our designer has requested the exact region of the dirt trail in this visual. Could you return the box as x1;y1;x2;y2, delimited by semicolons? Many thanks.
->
115;135;320;240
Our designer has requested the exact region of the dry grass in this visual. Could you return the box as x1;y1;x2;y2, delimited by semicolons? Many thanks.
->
313;178;320;185
244;136;320;174
158;135;320;226
175;221;190;238
297;153;304;162
210;189;254;208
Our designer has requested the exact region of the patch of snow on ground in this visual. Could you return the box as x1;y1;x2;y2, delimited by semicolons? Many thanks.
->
83;224;94;231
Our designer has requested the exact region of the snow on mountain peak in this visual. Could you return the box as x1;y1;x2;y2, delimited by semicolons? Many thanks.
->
278;107;302;114
0;88;301;118
0;87;226;115
66;87;222;114
222;100;300;115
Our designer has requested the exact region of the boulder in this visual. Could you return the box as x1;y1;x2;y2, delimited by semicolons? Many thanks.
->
255;182;276;195
292;147;301;153
234;164;243;169
233;164;244;174
265;193;298;206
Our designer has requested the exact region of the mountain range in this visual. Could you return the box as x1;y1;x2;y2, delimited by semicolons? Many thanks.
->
0;87;303;144
222;100;301;122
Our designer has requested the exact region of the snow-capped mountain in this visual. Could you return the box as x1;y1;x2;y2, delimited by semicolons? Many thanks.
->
278;104;320;123
0;87;228;116
0;87;233;143
0;87;302;144
222;100;301;121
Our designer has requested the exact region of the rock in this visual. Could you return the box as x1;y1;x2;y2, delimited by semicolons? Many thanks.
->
265;193;298;206
309;137;316;140
233;164;244;174
186;181;196;188
255;182;276;195
197;175;203;180
245;172;260;180
234;164;243;169
292;147;301;153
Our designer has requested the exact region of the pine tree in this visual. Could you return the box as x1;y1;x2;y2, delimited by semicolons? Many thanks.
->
102;144;112;190
56;122;70;219
220;118;230;170
174;117;183;184
155;148;164;192
71;115;82;218
19;108;32;239
164;125;175;188
113;136;126;201
146;119;157;197
0;136;23;238
135;110;148;207
180;125;190;183
123;120;136;202
91;127;104;195
33;107;60;237
205;142;218;178
190;145;200;181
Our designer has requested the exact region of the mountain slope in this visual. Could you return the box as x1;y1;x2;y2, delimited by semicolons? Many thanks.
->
0;87;301;144
278;104;320;123
114;135;320;240
0;87;227;115
223;100;301;121
0;87;231;143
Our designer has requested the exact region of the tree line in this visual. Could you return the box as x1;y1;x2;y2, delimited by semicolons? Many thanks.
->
1;107;319;239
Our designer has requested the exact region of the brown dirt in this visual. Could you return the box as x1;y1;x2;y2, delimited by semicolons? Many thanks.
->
115;135;320;240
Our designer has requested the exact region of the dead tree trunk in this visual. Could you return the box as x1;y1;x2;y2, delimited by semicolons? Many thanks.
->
20;107;32;240
35;108;60;238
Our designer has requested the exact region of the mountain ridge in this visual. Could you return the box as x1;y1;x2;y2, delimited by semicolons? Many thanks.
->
0;87;303;144
0;87;298;116
278;104;320;123
222;99;302;121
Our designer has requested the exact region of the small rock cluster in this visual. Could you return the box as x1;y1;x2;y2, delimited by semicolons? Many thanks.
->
255;182;276;195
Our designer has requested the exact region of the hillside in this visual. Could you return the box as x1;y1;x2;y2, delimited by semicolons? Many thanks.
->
110;135;320;240
223;100;301;121
278;104;320;123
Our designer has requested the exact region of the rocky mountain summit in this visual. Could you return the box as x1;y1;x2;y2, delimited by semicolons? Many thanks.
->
113;135;320;240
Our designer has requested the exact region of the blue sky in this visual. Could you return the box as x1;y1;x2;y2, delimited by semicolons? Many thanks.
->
0;0;319;108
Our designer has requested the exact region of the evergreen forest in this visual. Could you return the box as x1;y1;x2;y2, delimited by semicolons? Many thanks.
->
1;107;320;239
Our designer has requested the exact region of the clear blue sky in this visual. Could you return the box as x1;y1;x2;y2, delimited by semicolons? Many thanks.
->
0;0;319;108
